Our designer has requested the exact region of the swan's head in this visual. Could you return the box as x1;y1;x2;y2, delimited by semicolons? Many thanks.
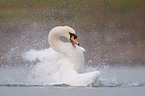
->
63;26;80;48
49;26;80;48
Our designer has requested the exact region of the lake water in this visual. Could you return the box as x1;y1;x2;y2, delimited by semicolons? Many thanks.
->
0;86;145;96
0;66;145;96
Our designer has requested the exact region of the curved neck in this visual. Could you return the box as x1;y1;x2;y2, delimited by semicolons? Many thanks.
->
48;29;73;54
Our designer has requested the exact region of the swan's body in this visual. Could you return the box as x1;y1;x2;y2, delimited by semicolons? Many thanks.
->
22;26;100;86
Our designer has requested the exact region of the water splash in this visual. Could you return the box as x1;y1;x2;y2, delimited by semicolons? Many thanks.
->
0;65;145;87
0;22;145;87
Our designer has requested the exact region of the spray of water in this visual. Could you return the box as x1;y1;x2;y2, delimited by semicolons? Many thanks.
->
0;23;145;87
0;65;145;87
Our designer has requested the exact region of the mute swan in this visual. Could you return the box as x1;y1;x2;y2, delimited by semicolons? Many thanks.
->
22;26;100;86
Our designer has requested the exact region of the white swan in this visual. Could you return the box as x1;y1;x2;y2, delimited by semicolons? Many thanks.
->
22;26;100;86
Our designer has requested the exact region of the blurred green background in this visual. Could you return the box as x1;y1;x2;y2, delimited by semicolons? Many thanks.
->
0;0;145;66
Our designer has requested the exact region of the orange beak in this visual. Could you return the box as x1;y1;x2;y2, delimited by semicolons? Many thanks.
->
71;36;79;45
70;35;80;48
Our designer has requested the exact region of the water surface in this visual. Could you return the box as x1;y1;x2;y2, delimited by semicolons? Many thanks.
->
0;66;145;96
